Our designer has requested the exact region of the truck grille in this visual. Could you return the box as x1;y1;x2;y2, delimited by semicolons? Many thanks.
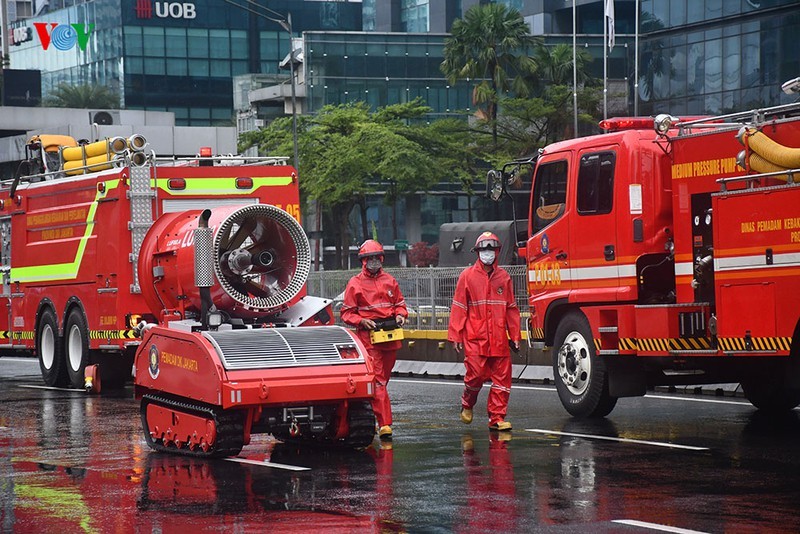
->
202;326;364;371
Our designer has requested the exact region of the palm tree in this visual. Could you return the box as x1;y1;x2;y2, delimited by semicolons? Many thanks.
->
440;3;539;146
534;43;593;87
44;83;120;109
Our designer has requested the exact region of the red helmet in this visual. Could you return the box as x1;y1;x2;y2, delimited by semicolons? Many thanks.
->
473;231;502;252
358;239;384;259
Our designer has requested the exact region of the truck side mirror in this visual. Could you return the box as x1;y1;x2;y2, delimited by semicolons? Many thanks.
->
486;169;505;201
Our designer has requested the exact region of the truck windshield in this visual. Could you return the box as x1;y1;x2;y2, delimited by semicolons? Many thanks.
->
531;160;567;234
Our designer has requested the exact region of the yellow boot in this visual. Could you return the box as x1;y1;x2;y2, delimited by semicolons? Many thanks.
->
460;408;473;424
379;425;393;439
489;420;512;431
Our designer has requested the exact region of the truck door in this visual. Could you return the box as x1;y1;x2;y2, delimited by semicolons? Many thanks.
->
527;156;570;305
568;149;619;301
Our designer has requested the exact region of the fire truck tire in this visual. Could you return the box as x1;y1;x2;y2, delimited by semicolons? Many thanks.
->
64;308;90;389
553;312;617;418
741;379;800;412
37;307;68;387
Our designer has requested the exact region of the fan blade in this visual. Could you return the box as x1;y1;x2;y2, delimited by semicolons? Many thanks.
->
220;218;257;251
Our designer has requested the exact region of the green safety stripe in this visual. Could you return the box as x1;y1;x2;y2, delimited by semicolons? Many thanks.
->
10;179;121;284
154;176;292;195
10;175;293;284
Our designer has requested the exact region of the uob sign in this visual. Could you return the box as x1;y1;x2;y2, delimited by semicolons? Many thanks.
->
135;0;197;19
32;23;95;51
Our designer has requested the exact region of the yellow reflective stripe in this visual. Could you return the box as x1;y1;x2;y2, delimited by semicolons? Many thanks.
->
10;179;120;284
89;329;138;340
155;176;292;195
7;331;35;340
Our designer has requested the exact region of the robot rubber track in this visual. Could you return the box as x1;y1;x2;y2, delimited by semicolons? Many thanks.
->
140;394;245;458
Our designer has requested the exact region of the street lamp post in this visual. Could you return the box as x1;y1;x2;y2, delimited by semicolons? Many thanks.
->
222;1;314;267
276;14;299;173
222;0;299;172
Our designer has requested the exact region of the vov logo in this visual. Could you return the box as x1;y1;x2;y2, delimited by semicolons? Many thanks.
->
33;23;95;51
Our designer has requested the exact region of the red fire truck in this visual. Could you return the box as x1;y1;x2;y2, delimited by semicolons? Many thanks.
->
0;134;377;455
488;102;800;417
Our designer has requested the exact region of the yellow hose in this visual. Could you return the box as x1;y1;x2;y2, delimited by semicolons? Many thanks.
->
63;153;122;175
747;151;790;178
61;137;126;161
743;128;800;168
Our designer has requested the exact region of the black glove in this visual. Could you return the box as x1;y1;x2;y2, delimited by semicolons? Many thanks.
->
509;339;519;353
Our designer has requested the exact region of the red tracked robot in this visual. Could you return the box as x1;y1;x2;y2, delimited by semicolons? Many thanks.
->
133;204;377;457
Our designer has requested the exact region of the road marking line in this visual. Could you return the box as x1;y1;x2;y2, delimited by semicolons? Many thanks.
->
525;429;709;451
394;379;757;407
612;519;710;533
394;378;555;392
226;457;310;471
644;394;751;406
17;384;86;393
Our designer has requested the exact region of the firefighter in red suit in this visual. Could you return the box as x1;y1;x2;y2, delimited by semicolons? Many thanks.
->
448;232;521;431
341;240;408;440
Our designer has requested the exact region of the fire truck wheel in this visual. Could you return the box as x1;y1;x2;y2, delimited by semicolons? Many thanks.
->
64;308;90;389
37;307;68;387
553;312;617;418
741;378;800;412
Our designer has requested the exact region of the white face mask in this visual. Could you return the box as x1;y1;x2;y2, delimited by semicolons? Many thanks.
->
479;250;496;265
366;258;382;273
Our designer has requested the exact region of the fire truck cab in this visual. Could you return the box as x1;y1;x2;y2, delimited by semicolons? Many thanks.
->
490;103;800;417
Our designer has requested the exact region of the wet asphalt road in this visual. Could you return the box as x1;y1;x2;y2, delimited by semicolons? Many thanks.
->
2;356;800;533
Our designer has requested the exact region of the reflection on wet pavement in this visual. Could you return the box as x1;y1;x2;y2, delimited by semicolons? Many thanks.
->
3;373;800;532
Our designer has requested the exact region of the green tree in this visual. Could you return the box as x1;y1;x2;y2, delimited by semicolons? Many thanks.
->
534;43;593;87
495;85;601;157
440;3;539;146
240;100;488;269
464;42;599;159
43;83;120;109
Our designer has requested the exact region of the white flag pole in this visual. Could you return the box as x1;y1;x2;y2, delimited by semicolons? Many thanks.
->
604;0;615;119
573;0;578;137
603;3;608;119
634;0;639;116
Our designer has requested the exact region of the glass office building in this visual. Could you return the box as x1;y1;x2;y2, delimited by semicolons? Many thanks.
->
6;0;361;125
635;0;800;115
305;31;473;119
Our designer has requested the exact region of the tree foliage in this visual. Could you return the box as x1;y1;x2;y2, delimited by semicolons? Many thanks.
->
240;99;489;269
457;43;600;160
440;3;539;145
43;83;120;109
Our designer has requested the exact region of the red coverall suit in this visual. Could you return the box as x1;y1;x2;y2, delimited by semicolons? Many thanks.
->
448;260;521;426
341;268;408;429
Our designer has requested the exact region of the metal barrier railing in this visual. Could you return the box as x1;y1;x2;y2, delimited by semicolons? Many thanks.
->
307;265;529;330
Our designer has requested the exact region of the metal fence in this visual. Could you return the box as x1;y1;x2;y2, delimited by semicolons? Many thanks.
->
307;265;529;330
